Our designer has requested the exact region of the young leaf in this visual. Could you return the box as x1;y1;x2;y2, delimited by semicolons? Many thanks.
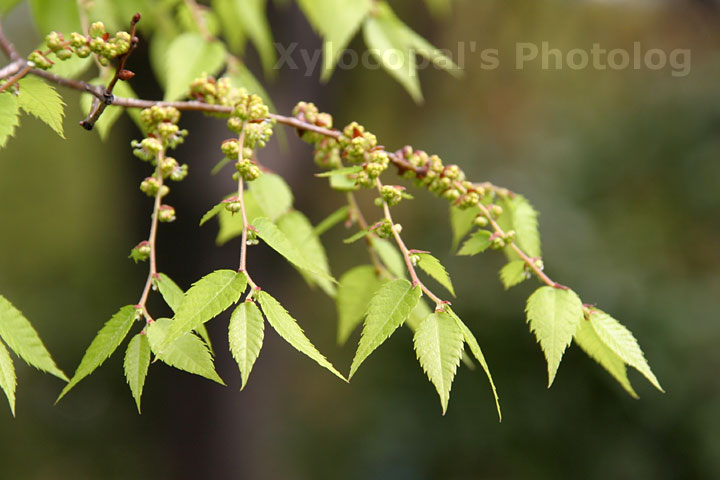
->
216;191;264;245
329;173;358;191
370;237;406;279
156;274;213;353
497;195;541;260
314;166;364;177
336;265;383;345
16;76;65;138
147;318;224;384
458;230;492;256
525;286;584;387
573;318;638;398
250;173;294;222
313;205;349;237
416;253;455;297
450;205;481;251
0;93;20;149
200;202;226;227
0;295;68;381
164;32;227;101
123;333;151;413
228;301;265;389
588;310;663;392
413;312;464;414
499;260;527;289
161;270;247;349
212;0;247;53
58;305;137;401
0;340;16;416
257;291;345;381
29;0;82;34
343;228;370;244
232;0;276;76
349;279;421;378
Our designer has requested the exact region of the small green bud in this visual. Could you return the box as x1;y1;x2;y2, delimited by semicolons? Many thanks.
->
491;204;503;217
227;116;244;134
70;32;87;48
221;139;240;158
27;51;52;70
380;185;404;207
130;241;151;263
140;177;161;196
89;22;106;39
158;205;176;223
55;48;73;61
169;164;188;182
45;32;64;51
75;45;91;58
473;215;489;227
225;201;242;213
490;236;506;250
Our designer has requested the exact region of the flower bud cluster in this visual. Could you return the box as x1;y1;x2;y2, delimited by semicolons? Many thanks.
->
372;219;399;239
339;122;378;164
377;185;409;207
189;75;253;106
292;102;342;170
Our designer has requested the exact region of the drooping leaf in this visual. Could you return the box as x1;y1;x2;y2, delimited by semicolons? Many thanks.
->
0;340;16;416
525;286;583;387
0;295;68;381
336;265;383;345
416;253;455;297
406;301;474;370
257;291;345;380
413;312;464;414
200;202;226;227
0;93;20;149
16;76;65;138
457;230;492;256
228;300;265;389
349;279;421;378
450;205;481;251
123;333;151;413
250;173;294;222
370;237;406;279
314;205;349;236
232;0;275;75
155;273;213;353
164;32;227;101
147;318;224;384
161;270;247;349
497;194;541;260
216;191;264;245
212;0;247;53
58;305;137;401
499;260;528;289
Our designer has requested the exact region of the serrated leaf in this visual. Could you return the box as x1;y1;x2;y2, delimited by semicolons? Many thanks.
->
499;260;528;289
257;291;345;380
314;205;349;236
416;253;455;297
525;286;583;387
162;270;247;349
450;206;481;251
228;301;264;389
370;237;406;279
343;228;370;244
164;32;227;101
458;230;492;256
216;191;264;245
588;310;663;392
0;295;67;381
232;0;275;76
147;318;224;384
336;265;383;345
497;195;541;260
574;318;638;398
156;273;213;353
349;279;421;378
58;305;137;401
250;173;294;221
123;333;151;413
413;312;464;414
16;76;65;138
405;301;474;370
0;93;20;149
0;340;16;416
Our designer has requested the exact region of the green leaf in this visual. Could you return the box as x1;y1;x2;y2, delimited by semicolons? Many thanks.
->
314;205;349;236
123;333;151;413
213;0;247;53
232;0;275;76
400;19;461;77
450;206;481;251
257;291;345;380
0;340;16;416
162;270;247;349
1;0;23;15
448;308;501;421
573;317;638;398
156;273;213;353
424;0;451;16
497;195;541;260
216;191;264;245
349;279;421;378
250;173;294;222
525;286;583;387
228;301;265;389
0;295;67;381
499;260;528;289
336;265;383;345
16;76;65;138
314;166;364;177
277;210;335;296
164;32;227;101
588;310;663;392
58;305;137;401
370;237;406;279
416;253;455;297
0;93;20;149
147;318;224;384
343;228;370;244
329;173;358;191
458;230;492;256
413;312;464;414
200;202;226;227
46;52;93;79
29;0;82;35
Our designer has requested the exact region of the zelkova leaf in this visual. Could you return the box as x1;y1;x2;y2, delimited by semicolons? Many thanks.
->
450;205;481;251
164;32;227;101
313;205;349;237
147;319;224;384
161;270;247;349
573;318;638;398
416;253;455;297
370;237;406;279
228;301;265;389
250;173;294;222
349;279;421;378
525;286;584;387
0;340;16;416
16;76;65;138
0;92;20;149
336;265;383;345
0;295;68;381
343;228;370;244
458;230;492;256
257;291;345;381
499;260;528;289
123;333;151;413
588;310;663;392
497;195;541;260
232;0;276;76
58;305;138;401
156;273;214;353
413;312;464;414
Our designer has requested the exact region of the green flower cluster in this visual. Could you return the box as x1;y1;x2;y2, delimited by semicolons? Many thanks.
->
292;102;341;170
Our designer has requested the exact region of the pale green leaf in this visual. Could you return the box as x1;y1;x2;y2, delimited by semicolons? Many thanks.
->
232;0;276;75
400;19;462;77
228;300;265;389
29;0;82;34
0;340;16;416
413;312;464;414
450;205;481;251
343;228;370;244
416;253;455;297
0;295;67;381
156;273;213;353
216;191;264;245
58;305;137;401
499;260;528;289
200;202;226;227
349;279;421;378
161;270;247;349
314;166;364;178
16;76;65;138
46;52;93;79
336;265;383;345
588;310;663;392
123;333;151;413
250;173;294;222
370;237;406;279
257;291;345;380
0;93;20;149
525;286;583;387
213;0;247;53
497;195;541;260
147;318;224;384
458;230;492;256
1;0;23;15
314;205;349;236
164;32;227;101
329;173;358;191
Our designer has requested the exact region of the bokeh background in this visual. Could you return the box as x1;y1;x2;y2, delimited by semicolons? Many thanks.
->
1;0;719;478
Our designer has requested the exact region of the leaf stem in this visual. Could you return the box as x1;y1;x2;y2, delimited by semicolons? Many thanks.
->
234;124;258;291
345;191;389;278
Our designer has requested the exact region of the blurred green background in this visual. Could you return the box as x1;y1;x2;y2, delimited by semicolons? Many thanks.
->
1;0;719;478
